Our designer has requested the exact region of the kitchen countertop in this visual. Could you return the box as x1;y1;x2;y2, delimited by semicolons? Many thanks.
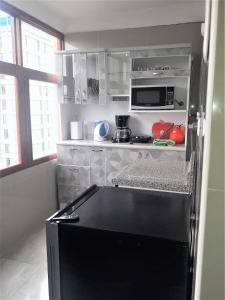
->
112;159;193;194
57;139;186;151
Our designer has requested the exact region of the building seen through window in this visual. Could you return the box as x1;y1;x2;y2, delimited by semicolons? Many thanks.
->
0;10;14;63
0;74;19;169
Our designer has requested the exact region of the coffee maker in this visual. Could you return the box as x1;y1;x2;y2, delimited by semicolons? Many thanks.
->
112;115;132;143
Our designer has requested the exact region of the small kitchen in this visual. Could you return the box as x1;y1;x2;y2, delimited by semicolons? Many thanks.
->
0;1;223;300
48;26;201;300
56;37;201;204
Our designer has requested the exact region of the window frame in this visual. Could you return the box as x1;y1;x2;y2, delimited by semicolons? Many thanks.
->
0;1;64;177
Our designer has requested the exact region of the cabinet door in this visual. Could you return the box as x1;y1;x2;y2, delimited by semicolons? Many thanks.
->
57;145;90;166
90;148;106;186
57;165;90;187
86;53;99;104
106;148;153;185
79;53;88;104
86;52;107;105
58;185;83;208
74;53;82;104
107;51;130;97
106;148;130;186
128;149;144;161
57;165;90;208
74;53;88;104
98;52;107;105
58;54;75;103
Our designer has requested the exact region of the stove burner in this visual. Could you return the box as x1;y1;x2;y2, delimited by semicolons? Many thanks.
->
130;135;151;144
111;135;151;144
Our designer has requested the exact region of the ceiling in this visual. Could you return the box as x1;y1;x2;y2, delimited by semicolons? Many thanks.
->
5;0;205;34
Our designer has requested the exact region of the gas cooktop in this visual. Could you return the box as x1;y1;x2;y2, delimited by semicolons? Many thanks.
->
130;135;151;144
112;135;151;144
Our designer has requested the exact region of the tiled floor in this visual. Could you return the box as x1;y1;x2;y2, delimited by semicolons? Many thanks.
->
0;227;48;300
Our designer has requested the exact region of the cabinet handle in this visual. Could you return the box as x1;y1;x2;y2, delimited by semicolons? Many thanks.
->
91;149;103;152
152;71;163;76
70;148;78;151
69;168;79;172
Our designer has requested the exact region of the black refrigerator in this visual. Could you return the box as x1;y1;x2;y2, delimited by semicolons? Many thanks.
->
46;185;192;300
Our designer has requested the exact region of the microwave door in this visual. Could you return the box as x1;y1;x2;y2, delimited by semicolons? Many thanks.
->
131;86;174;110
132;88;162;107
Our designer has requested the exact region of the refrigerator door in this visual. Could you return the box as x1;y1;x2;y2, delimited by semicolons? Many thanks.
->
59;225;190;300
192;0;220;299
46;185;192;300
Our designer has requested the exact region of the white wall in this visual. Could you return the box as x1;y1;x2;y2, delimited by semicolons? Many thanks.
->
61;102;187;139
0;161;57;257
62;23;203;139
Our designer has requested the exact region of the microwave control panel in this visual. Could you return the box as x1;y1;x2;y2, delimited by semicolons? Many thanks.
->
166;87;174;105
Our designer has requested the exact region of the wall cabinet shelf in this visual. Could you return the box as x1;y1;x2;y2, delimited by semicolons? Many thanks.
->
130;110;188;113
131;69;190;79
130;50;191;115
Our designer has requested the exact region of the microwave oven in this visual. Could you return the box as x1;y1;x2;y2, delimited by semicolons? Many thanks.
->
131;85;175;110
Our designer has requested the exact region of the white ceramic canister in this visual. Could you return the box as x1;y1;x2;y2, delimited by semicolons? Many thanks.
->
70;121;83;140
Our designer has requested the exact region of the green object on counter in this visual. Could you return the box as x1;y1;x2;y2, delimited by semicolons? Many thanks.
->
153;139;176;146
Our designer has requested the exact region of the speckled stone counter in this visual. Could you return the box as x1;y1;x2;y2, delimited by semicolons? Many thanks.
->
112;159;193;194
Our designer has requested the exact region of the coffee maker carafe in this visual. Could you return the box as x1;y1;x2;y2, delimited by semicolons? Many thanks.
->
112;115;131;143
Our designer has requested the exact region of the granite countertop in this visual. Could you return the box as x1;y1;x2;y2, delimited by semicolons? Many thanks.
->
112;159;193;194
57;139;186;151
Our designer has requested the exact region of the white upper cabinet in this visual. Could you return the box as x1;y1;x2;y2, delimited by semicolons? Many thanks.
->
131;55;191;79
57;53;75;103
130;47;192;113
86;52;107;105
74;52;87;104
107;51;131;100
57;45;191;107
58;51;107;105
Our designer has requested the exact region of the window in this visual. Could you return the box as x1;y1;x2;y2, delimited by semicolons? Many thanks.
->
0;3;63;176
21;22;59;74
29;80;58;159
0;10;14;63
0;74;19;169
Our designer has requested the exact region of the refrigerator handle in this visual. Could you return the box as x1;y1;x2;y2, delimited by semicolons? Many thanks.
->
196;112;206;137
52;214;80;223
196;112;201;136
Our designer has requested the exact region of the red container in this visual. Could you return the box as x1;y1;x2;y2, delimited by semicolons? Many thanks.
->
152;120;174;139
169;126;185;144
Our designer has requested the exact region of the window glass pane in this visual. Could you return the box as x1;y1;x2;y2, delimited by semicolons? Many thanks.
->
29;80;58;159
0;74;19;169
0;10;14;63
22;22;58;74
